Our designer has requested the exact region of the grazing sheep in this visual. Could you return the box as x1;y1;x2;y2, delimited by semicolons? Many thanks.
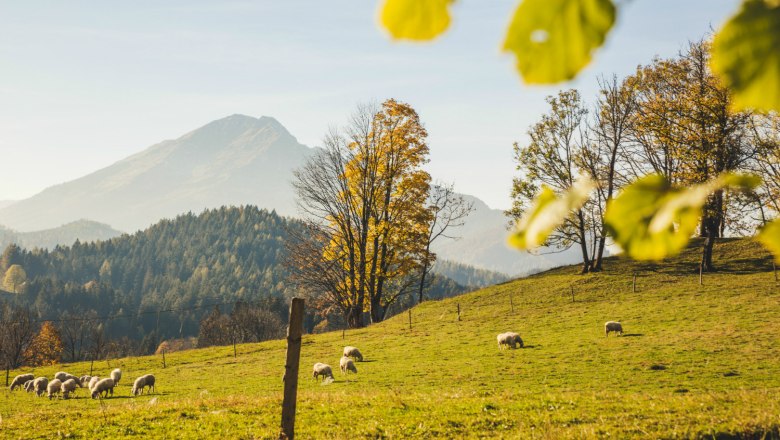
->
47;379;63;399
80;375;91;386
131;374;156;396
605;321;623;337
33;377;49;397
9;373;34;391
91;378;115;399
24;379;35;393
340;356;357;375
61;379;79;399
141;374;156;394
312;363;334;381
343;346;364;362
497;332;524;350
54;372;68;382
88;376;100;391
110;368;122;385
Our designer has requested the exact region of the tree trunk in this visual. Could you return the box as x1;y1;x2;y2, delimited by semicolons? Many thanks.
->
577;210;591;274
701;191;723;273
369;294;384;325
417;260;430;304
592;236;607;272
345;306;363;329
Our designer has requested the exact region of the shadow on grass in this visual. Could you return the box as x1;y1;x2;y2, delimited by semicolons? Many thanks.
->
621;333;644;337
521;345;539;349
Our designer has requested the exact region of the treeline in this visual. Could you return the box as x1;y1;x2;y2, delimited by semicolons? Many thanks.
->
0;206;480;356
508;38;780;273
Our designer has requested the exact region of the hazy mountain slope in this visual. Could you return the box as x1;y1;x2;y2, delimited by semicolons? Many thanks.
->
0;200;16;210
0;115;313;232
0;220;123;250
430;193;583;276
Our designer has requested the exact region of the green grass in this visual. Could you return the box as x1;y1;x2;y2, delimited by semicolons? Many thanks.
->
1;238;779;439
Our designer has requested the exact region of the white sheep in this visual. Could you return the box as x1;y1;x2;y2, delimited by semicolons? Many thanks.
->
497;332;524;350
33;377;49;397
343;346;364;362
312;363;334;381
61;379;79;399
54;371;68;382
88;376;100;391
605;321;623;337
141;374;156;394
47;379;63;399
339;356;357;375
91;378;115;399
80;375;91;386
131;374;156;396
24;379;35;393
9;373;34;391
110;368;122;385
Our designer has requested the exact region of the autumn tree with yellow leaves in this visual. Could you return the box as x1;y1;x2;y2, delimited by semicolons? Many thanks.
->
26;321;63;366
291;99;432;327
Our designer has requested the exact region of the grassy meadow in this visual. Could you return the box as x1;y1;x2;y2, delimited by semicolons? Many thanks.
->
1;238;779;439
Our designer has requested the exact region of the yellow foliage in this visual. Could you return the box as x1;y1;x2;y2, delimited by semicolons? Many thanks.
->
379;0;453;41
26;321;63;367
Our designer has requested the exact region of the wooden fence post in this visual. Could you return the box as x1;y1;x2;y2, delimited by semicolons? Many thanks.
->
280;298;305;440
233;341;237;358
5;364;9;387
408;310;412;330
774;261;778;283
90;358;94;376
570;286;575;303
457;303;460;321
632;272;637;293
510;293;514;312
162;350;167;369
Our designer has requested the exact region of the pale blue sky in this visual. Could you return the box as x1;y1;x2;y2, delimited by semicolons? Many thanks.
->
0;0;737;209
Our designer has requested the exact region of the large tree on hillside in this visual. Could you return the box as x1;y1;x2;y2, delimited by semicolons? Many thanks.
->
508;89;595;274
578;75;636;272
627;40;758;271
292;99;432;327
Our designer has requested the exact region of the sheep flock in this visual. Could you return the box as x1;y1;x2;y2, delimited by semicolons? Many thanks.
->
8;368;158;401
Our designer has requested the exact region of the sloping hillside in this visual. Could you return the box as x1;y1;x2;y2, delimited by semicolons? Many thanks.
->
1;238;778;438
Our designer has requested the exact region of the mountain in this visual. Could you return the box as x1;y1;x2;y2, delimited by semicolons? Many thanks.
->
0;115;583;275
0;200;16;210
0;220;123;250
430;194;584;276
0;115;313;233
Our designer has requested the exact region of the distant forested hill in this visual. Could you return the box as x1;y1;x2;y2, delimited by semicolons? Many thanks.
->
0;206;497;353
432;260;510;287
0;220;122;250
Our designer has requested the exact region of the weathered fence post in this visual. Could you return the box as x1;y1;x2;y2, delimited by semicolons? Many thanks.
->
90;358;94;376
457;303;461;321
570;286;575;302
280;298;305;440
342;328;345;340
774;261;778;283
233;341;237;358
5;364;9;387
632;272;637;293
408;309;412;330
510;293;514;312
162;350;167;369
